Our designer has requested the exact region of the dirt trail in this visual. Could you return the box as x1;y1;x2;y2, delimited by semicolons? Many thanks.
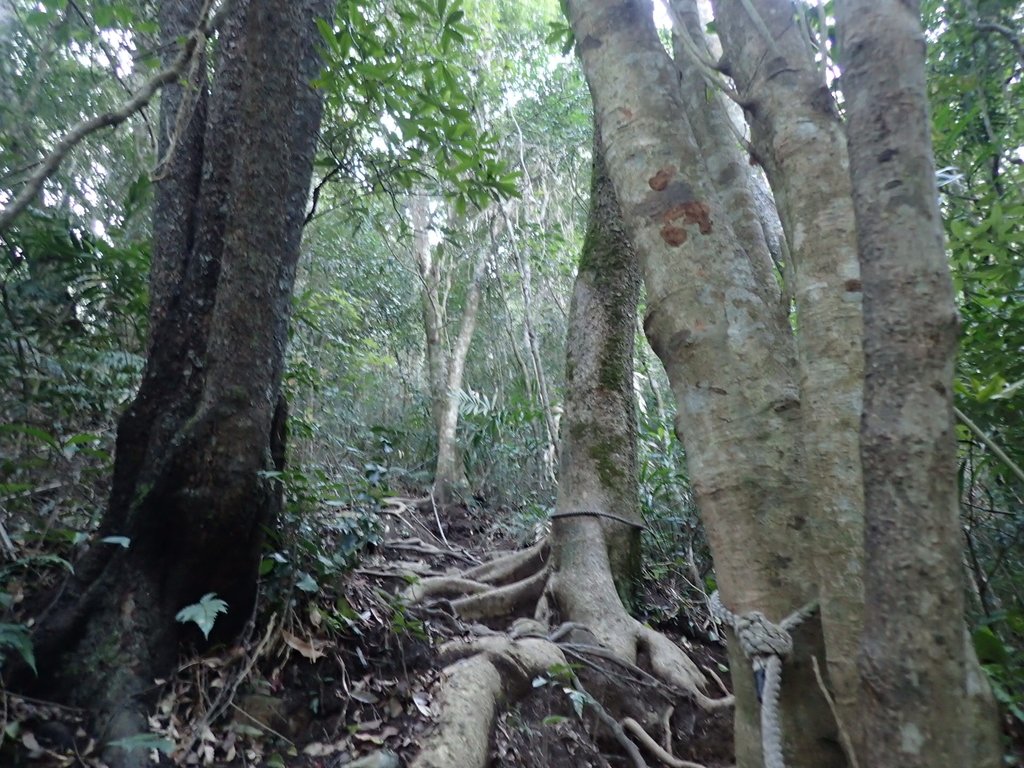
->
3;497;734;767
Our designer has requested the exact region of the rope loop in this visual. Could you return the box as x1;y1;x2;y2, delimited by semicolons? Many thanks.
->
734;610;793;660
709;591;818;768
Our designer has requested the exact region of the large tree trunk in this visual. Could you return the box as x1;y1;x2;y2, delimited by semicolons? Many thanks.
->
707;0;866;729
550;126;643;617
26;1;330;761
565;1;843;765
838;3;998;766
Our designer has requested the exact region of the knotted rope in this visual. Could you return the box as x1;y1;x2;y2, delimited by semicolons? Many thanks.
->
710;592;818;768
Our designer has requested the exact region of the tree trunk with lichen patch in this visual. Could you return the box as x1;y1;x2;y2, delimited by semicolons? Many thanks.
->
565;1;844;765
21;1;331;764
837;2;1000;765
707;0;866;736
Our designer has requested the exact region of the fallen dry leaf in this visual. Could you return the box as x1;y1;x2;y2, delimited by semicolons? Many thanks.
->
412;691;432;717
281;629;330;662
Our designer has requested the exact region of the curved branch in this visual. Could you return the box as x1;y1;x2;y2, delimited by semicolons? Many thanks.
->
0;1;231;234
975;21;1024;70
955;406;1024;486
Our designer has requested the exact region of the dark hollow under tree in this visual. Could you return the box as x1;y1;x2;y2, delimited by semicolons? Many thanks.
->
19;0;332;761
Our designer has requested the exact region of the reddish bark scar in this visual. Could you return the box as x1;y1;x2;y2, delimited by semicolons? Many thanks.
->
619;107;634;120
648;165;677;191
663;200;712;234
844;278;862;292
660;225;688;246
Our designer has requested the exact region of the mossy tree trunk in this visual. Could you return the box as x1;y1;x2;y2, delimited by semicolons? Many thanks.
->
26;1;331;762
408;123;724;768
549;125;643;621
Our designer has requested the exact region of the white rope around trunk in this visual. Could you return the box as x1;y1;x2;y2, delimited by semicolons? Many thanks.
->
710;592;818;768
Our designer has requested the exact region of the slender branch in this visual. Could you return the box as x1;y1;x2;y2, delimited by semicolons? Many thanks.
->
0;1;231;234
303;162;343;224
975;21;1024;69
571;678;648;768
665;0;743;104
622;717;710;768
810;656;861;768
738;0;782;58
954;406;1024;486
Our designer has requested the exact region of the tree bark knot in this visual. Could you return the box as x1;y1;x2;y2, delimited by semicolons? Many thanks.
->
710;592;819;768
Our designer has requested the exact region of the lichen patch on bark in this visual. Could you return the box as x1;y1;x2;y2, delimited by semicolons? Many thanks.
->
649;165;677;191
664;200;712;234
660;224;688;246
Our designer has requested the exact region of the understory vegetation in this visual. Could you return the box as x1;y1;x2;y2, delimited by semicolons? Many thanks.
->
1;0;1022;766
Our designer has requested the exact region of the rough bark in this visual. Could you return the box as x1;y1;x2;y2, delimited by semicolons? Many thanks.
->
149;0;208;334
24;1;331;762
837;2;998;766
709;0;865;730
565;1;841;765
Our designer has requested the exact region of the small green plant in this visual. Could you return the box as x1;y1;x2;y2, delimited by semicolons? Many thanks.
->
258;466;383;602
389;598;427;641
175;593;228;640
532;663;589;718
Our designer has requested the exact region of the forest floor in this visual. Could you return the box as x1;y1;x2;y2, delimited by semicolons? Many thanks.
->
2;495;734;767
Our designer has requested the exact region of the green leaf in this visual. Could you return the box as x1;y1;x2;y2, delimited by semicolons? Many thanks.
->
175;593;228;639
541;715;567;726
0;623;37;674
0;423;60;450
101;536;131;548
92;6;116;28
296;571;319;593
972;627;1008;665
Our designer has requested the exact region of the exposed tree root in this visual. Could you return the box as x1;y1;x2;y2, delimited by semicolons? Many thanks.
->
623;717;714;768
406;525;733;768
413;636;567;768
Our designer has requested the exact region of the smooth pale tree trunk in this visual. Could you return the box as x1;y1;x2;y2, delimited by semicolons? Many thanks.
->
433;243;489;502
24;2;330;764
708;0;865;728
409;196;448;440
838;3;999;766
565;2;842;765
409;197;491;503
